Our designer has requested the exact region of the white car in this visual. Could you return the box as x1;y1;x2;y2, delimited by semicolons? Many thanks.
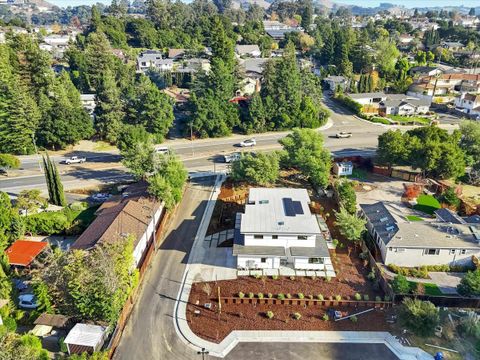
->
336;132;352;139
223;152;241;163
18;294;39;309
239;139;256;147
91;193;112;202
154;146;169;155
65;156;86;164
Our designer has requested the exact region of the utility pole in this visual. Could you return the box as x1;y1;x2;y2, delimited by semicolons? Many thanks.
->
190;121;194;157
32;134;43;173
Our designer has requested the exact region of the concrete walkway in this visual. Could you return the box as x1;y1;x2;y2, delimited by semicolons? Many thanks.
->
172;175;433;359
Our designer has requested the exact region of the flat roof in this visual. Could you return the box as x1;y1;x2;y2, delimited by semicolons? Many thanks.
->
240;188;320;235
5;240;48;267
64;323;107;348
289;236;330;257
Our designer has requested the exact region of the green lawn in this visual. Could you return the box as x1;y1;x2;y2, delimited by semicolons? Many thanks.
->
388;115;431;125
413;194;441;215
348;168;369;181
74;205;100;225
407;281;443;296
406;215;424;222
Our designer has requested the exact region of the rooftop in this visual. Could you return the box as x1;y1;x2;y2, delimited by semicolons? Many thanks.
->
64;323;107;347
435;208;465;225
34;313;71;328
360;202;398;246
235;44;260;55
5;240;48;267
240;188;320;235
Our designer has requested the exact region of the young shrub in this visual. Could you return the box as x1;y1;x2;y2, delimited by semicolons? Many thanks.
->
238;292;245;298
267;293;273;298
375;296;382;302
248;292;254;299
266;311;274;319
277;293;285;300
254;273;262;279
325;276;332;282
308;294;314;300
391;274;411;294
311;275;317;281
317;294;324;301
367;270;376;281
350;315;358;323
384;295;391;302
286;293;292;299
271;275;279;280
332;239;339;249
293;312;302;320
322;314;329;321
363;294;370;301
335;295;342;301
257;293;264;299
354;293;362;301
290;276;295;281
298;293;304;299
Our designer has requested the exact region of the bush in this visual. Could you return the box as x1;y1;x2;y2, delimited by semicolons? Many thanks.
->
375;296;382;302
332;239;339;249
277;293;285;300
257;293;264;299
367;270;376;281
335;295;342;301
384;295;391;302
325;276;332;282
24;211;70;235
354;293;362;301
290;276;295;281
297;293;304;299
248;292;254;299
391;274;410;294
311;275;317;281
317;294;324;301
370;117;391;125
271;275;278;280
293;312;302;320
350;315;358;323
267;293;273;298
238;292;245;298
458;269;480;297
363;295;369;301
266;311;274;319
334;93;363;115
441;187;460;208
308;294;313;300
400;298;439;337
322;314;329;321
69;201;88;211
286;293;292;299
58;337;68;353
254;274;262;279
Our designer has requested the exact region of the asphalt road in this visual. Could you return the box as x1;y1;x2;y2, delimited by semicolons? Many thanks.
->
0;98;384;195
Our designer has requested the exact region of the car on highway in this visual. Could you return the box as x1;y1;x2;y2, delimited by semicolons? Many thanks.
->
154;146;169;155
18;294;39;309
335;132;352;139
239;138;256;147
223;152;241;163
65;156;86;165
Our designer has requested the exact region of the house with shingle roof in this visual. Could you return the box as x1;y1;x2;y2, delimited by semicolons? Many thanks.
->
71;182;164;267
235;44;261;58
360;202;480;267
454;93;480;118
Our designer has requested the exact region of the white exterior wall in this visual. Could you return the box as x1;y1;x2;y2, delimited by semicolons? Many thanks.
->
244;234;315;248
384;247;480;267
293;257;326;270
132;204;164;267
237;256;280;269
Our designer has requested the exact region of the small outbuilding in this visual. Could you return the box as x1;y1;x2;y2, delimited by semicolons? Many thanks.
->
5;240;48;267
64;323;108;355
333;161;353;176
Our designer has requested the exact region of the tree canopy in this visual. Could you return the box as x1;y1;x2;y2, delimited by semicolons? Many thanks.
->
231;152;280;185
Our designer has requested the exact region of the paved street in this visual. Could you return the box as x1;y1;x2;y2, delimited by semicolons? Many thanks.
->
0;99;384;195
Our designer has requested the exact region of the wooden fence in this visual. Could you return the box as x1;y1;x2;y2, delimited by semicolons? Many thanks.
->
221;296;393;308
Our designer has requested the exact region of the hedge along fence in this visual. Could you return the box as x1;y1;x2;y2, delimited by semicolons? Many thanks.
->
221;297;393;308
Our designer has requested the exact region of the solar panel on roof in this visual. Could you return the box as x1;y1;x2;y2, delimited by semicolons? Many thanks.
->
282;198;304;217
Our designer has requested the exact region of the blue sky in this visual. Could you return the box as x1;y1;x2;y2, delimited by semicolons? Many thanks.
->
48;0;480;8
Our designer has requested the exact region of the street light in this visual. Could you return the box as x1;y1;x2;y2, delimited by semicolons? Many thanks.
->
190;121;195;157
197;348;209;360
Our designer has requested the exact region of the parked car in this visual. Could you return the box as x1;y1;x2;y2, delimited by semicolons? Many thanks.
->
65;156;86;165
154;146;169;155
239;139;256;147
91;193;112;202
223;152;241;163
14;279;28;292
0;168;7;176
335;132;352;139
18;294;39;309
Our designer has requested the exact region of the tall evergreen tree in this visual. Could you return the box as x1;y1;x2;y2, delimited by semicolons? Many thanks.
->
42;153;66;206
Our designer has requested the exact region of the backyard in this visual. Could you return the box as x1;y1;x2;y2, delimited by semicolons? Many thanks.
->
413;194;441;215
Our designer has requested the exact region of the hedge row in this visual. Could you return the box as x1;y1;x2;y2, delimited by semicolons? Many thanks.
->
387;263;472;279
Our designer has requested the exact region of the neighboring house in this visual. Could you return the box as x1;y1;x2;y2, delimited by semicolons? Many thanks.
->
71;182;164;268
5;240;48;267
174;58;211;75
64;323;108;355
241;58;269;80
263;21;301;40
80;94;96;116
237;77;259;96
137;50;173;73
360;202;480;267
323;75;348;91
409;66;442;77
233;188;332;271
379;95;430;116
333;161;353;176
235;44;261;58
440;41;465;52
348;92;387;105
454;93;480;117
408;74;480;98
398;34;414;46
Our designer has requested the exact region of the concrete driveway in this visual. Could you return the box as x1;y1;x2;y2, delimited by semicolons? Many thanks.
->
428;272;465;295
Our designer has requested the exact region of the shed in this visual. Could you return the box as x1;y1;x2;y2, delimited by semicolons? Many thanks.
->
34;313;71;328
5;240;48;267
64;323;108;355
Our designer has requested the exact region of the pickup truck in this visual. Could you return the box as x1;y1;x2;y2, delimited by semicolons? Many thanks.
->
335;132;352;139
65;156;86;165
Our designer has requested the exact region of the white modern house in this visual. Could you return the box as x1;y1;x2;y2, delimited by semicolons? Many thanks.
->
455;93;480;118
233;188;332;271
360;202;480;267
333;161;353;176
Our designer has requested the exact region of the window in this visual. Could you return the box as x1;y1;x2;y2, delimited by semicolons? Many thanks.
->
424;249;439;255
272;235;278;239
259;200;269;204
308;258;323;264
297;235;308;240
450;249;456;255
260;258;267;263
461;249;467;255
254;235;263;239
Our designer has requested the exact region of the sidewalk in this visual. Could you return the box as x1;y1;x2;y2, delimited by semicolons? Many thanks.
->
172;175;433;359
